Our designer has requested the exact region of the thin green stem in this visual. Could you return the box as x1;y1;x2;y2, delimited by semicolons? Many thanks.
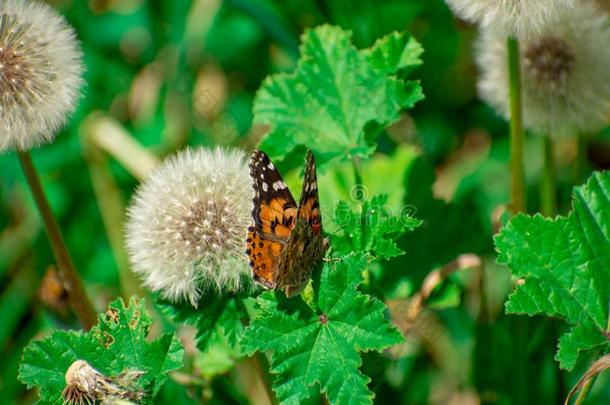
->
352;156;364;199
17;150;97;330
351;157;368;253
541;137;557;217
507;37;526;213
574;134;587;184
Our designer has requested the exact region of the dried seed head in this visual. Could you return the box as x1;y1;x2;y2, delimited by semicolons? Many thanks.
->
476;1;610;137
0;0;83;152
63;360;97;405
62;360;143;405
125;147;252;306
444;0;576;39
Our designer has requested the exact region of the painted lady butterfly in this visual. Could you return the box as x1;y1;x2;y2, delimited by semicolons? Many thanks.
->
246;149;328;297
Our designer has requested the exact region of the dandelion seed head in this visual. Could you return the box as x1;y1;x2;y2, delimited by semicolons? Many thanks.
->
125;147;252;306
476;2;610;137
445;0;576;39
0;0;83;152
524;36;575;91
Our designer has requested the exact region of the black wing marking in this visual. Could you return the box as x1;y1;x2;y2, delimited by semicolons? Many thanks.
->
297;150;322;229
249;149;297;235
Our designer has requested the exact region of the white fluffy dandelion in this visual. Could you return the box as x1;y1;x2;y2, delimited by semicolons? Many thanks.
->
476;1;610;137
125;147;252;306
445;0;576;39
0;0;84;152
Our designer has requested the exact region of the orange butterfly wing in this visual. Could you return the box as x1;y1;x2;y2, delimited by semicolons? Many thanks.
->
247;149;327;295
246;226;283;288
247;150;297;289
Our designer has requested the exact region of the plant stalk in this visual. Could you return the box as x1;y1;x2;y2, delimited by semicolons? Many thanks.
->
541;137;557;217
17;150;97;330
507;37;526;213
352;157;368;254
574;134;587;184
352;157;364;200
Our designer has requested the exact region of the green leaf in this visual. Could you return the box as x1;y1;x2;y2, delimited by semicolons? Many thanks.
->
333;195;422;259
18;297;183;404
242;253;402;405
496;172;610;370
158;294;247;352
254;25;423;167
362;31;423;75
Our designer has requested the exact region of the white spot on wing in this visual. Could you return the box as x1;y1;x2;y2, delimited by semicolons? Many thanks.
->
272;181;286;191
262;182;268;192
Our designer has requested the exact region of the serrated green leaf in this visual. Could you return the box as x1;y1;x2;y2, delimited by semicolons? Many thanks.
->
18;297;183;404
362;31;423;75
254;25;423;167
242;253;402;405
333;195;422;259
496;171;610;370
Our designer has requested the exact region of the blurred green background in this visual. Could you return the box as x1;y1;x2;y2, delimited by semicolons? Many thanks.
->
1;0;610;403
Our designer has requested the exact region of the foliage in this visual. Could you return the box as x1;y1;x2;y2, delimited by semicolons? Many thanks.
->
18;297;183;404
3;0;610;404
242;253;402;404
496;171;610;370
158;294;247;353
254;25;423;168
333;194;422;259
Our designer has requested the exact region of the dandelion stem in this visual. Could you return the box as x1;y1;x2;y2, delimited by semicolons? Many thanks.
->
541;137;556;217
17;150;97;330
507;37;526;213
574;134;587;184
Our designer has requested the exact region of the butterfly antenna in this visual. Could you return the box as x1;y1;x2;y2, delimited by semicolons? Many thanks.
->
326;223;348;237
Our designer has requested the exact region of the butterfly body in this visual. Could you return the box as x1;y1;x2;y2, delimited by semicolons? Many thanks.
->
246;149;327;297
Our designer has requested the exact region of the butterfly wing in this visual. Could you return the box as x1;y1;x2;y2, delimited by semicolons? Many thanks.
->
247;150;297;289
296;150;323;234
277;150;327;296
249;149;297;239
246;226;284;288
